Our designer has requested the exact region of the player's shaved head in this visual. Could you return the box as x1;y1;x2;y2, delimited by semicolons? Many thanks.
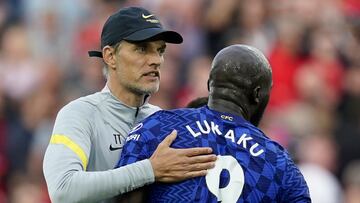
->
208;45;272;126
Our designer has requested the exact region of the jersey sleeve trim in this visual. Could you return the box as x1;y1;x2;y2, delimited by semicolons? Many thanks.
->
50;134;88;170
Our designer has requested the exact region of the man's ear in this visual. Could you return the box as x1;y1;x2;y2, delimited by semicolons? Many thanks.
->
102;45;116;70
253;86;261;104
207;79;210;92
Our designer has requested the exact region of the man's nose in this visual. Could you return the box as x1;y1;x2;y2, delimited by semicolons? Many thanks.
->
147;52;162;68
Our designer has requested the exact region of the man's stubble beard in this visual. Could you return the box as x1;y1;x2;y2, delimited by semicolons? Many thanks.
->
118;72;160;96
124;80;159;96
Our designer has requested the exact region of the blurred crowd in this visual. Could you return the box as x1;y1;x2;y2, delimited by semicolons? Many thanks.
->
0;0;359;202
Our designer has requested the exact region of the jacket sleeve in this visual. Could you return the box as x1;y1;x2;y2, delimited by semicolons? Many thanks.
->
43;101;155;203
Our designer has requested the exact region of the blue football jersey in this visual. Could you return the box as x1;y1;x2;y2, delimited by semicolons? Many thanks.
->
117;106;311;203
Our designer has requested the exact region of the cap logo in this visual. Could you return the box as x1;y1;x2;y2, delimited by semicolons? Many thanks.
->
142;13;154;19
142;13;159;23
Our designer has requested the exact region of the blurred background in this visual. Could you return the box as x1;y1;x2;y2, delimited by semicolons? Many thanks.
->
0;0;359;202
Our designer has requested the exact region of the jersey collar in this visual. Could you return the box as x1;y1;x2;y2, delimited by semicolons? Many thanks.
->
204;105;250;126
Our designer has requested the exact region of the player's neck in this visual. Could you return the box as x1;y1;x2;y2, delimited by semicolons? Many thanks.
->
107;80;145;107
208;98;249;121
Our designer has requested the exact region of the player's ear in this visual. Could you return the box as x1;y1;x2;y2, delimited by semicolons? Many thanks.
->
252;86;261;104
207;79;210;92
103;45;117;70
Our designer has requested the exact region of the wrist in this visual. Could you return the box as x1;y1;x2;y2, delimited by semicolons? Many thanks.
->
142;159;156;183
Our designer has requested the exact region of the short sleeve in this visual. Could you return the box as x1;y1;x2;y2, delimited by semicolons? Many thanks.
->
278;151;311;202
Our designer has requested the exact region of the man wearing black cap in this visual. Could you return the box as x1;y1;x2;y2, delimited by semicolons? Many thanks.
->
43;7;216;203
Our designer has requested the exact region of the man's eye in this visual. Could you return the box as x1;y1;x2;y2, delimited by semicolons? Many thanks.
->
158;48;165;56
136;46;146;53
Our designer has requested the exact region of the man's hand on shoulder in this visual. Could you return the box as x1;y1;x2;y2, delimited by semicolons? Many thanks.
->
149;130;217;182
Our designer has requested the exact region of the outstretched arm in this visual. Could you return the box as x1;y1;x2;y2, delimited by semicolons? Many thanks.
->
44;129;215;203
44;147;154;203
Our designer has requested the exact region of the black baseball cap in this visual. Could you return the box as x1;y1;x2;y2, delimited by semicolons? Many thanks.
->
88;7;183;58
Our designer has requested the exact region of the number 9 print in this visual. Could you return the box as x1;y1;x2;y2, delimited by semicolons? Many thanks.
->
205;155;245;203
